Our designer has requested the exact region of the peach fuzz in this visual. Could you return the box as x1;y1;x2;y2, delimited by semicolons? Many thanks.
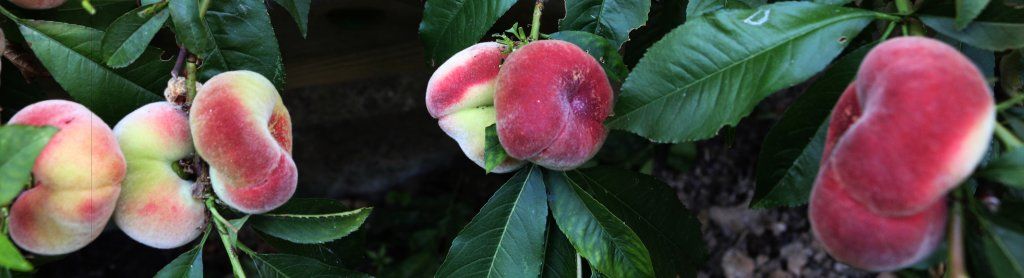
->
426;42;525;173
829;37;994;216
495;40;613;170
190;70;296;214
810;37;994;271
7;100;125;255
113;102;206;249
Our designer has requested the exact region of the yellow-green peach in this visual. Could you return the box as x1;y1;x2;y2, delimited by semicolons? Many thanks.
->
7;100;125;255
113;102;207;249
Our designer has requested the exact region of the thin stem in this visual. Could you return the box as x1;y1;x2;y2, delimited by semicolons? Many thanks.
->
995;122;1024;150
998;92;1024;111
948;187;967;278
207;199;246;278
529;0;543;41
81;0;96;15
172;47;187;78
901;24;909;36
186;55;198;104
874;12;901;22
880;21;898;40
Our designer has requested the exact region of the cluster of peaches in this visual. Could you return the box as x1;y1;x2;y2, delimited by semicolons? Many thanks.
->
430;36;999;272
426;39;613;172
2;71;297;255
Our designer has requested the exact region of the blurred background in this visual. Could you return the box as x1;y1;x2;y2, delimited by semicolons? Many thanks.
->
4;0;907;277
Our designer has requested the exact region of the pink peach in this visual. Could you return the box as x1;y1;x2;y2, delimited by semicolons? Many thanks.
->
7;100;125;255
190;71;296;214
495;40;613;170
426;42;525;173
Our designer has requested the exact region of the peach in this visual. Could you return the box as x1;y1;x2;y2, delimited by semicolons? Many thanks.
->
495;40;613;170
7;100;125;255
829;37;994;216
113;102;206;249
189;70;296;214
809;161;947;271
426;42;525;173
809;37;994;271
8;0;65;9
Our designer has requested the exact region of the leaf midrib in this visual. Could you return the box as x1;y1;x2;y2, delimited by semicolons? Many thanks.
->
21;21;154;95
609;9;873;126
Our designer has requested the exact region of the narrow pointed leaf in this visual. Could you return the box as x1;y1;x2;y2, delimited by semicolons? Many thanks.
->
921;1;1024;51
102;3;169;68
155;229;208;278
200;0;285;88
437;165;548;277
419;0;517;64
250;199;372;244
251;253;370;277
546;170;654;278
541;217;577;278
272;0;311;37
560;0;651;48
0;234;31;272
956;0;991;29
751;43;874;209
567;167;705;277
608;2;874;143
484;124;509;173
18;20;168;122
0;125;56;207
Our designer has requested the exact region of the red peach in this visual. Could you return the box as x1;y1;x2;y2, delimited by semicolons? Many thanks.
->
426;42;525;173
495;40;613;170
7;100;125;255
829;37;994;216
113;102;207;249
189;71;296;214
810;37;994;271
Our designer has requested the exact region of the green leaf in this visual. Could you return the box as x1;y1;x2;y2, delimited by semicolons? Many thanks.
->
257;228;366;269
227;215;248;245
751;43;874;209
250;253;370;278
101;3;169;68
567;167;705;277
0;125;56;207
272;0;311;37
978;148;1024;188
921;1;1024;51
437;165;548;277
686;0;763;19
0;235;31;272
622;0;684;67
199;0;285;88
31;0;138;29
168;0;216;57
549;31;630;88
1001;50;1023;94
17;20;169;122
608;2;874;143
484;124;509;173
545;170;654;278
811;0;854;5
418;0;517;64
966;204;1024;277
541;217;577;278
154;229;208;278
559;0;651;48
956;0;991;29
250;198;372;244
